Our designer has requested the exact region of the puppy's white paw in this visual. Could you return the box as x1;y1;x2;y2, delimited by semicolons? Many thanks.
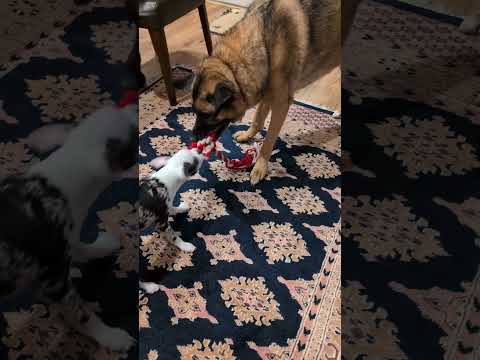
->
94;326;135;352
175;238;196;253
173;202;189;214
95;232;121;253
140;282;161;294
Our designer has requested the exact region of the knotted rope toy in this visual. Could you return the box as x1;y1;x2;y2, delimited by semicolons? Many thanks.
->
119;90;260;170
188;132;261;170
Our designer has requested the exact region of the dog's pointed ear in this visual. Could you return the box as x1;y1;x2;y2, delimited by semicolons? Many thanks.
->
214;81;235;107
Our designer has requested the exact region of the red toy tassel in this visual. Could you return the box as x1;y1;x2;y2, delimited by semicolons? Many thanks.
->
224;147;256;169
118;90;138;108
188;132;258;170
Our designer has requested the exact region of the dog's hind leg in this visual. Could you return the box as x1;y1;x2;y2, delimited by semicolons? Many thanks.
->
234;100;270;143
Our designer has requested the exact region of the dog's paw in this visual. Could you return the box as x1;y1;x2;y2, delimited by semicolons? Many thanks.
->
250;158;268;186
459;16;480;34
234;130;254;143
140;282;161;294
175;238;196;253
94;326;135;352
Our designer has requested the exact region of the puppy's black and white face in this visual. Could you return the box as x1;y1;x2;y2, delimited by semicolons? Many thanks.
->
191;59;247;140
64;105;139;175
152;149;204;181
105;125;138;172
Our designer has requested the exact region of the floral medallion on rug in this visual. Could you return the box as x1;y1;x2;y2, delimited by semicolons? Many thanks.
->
343;0;480;358
0;1;137;359
139;80;341;359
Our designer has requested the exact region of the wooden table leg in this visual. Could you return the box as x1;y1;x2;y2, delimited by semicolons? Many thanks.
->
148;27;177;106
198;2;213;55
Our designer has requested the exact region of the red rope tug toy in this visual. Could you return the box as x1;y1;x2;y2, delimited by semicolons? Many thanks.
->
118;91;257;170
188;132;260;170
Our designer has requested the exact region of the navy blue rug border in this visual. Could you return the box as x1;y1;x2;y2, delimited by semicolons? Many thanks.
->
373;0;463;26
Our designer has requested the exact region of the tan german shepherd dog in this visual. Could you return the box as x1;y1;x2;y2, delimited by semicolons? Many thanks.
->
191;0;342;185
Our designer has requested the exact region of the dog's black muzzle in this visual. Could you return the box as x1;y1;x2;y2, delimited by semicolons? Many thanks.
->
192;113;231;141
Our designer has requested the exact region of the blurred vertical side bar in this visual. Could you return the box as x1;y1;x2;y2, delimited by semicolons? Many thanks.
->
342;0;480;358
0;0;139;358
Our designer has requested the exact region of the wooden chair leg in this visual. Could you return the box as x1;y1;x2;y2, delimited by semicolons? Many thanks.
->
198;2;213;55
148;28;177;106
127;36;146;89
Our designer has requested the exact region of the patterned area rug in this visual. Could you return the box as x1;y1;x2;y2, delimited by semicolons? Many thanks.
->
343;0;480;358
0;1;137;359
139;81;341;359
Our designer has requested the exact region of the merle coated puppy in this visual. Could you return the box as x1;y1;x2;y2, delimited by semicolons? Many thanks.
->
139;149;203;294
0;105;138;351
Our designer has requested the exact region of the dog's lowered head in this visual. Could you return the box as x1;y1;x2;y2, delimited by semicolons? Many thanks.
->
191;57;248;141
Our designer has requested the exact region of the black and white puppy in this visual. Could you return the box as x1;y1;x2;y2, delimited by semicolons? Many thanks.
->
0;105;138;351
139;149;203;294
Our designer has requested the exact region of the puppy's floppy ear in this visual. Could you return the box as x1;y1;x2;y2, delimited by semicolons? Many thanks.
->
213;81;235;107
106;132;138;171
149;156;170;169
183;158;199;177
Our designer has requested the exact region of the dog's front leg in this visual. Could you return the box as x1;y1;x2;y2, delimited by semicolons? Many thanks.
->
250;86;292;185
56;284;135;351
234;100;270;143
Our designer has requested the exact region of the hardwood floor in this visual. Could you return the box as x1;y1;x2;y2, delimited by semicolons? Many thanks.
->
209;0;253;7
139;2;224;92
139;1;341;112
